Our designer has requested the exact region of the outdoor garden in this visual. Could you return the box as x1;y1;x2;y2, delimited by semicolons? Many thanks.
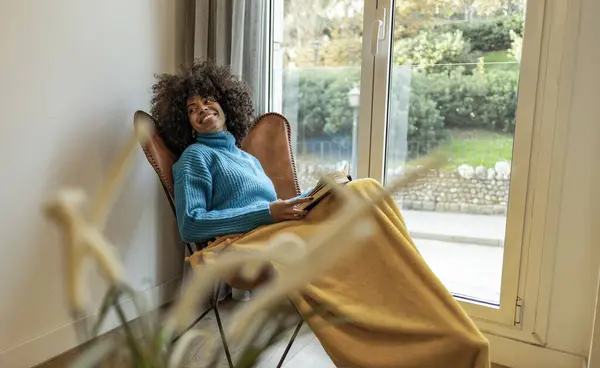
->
278;0;525;214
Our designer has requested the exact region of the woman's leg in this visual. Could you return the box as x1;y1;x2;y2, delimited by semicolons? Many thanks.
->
291;178;490;368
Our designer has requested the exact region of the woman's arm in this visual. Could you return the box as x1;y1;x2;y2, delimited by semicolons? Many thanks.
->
174;166;273;243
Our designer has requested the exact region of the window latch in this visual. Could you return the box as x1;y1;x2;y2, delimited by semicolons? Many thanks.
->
371;7;387;56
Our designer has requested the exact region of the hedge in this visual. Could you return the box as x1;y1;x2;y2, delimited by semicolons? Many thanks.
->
437;16;524;53
424;67;519;132
393;30;477;74
282;66;519;155
282;67;361;138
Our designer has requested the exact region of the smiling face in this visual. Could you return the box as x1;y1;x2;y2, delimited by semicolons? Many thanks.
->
187;95;227;135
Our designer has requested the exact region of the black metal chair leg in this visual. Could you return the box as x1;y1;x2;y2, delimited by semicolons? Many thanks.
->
214;303;234;368
172;305;213;343
276;319;304;368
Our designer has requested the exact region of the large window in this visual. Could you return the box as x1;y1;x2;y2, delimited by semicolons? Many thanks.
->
270;0;367;190
270;0;545;329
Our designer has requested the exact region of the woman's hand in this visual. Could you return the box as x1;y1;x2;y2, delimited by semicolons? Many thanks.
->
269;197;314;222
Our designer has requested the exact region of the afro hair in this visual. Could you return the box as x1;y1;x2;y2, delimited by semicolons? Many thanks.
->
150;60;255;156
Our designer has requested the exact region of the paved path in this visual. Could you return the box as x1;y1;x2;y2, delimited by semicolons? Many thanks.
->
402;210;507;246
415;238;503;304
399;211;505;303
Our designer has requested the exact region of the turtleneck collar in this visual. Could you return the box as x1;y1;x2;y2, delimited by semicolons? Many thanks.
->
195;131;236;150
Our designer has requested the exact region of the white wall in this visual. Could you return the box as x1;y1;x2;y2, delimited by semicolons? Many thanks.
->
544;0;600;358
0;1;190;366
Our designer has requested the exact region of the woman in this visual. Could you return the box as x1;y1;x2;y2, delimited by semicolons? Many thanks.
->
151;60;489;368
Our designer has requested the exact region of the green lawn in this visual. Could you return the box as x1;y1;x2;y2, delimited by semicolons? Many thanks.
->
483;51;515;63
296;130;514;171
447;129;513;168
481;51;518;72
408;129;514;170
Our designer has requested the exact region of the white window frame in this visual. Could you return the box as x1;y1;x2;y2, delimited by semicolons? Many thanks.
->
365;0;549;328
267;0;575;342
477;0;582;345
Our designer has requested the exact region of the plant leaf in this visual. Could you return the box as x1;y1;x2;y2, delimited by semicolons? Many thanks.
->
92;286;119;337
68;339;115;368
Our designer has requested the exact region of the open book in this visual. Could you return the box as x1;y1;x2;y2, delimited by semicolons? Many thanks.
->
297;166;352;211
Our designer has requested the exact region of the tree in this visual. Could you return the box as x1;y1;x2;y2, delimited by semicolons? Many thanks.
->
508;20;524;60
473;0;526;16
393;30;476;72
439;0;525;19
393;0;450;39
281;0;525;67
282;0;337;66
282;0;365;67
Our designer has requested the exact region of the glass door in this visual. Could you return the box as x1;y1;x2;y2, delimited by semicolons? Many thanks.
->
370;0;541;324
270;0;377;191
269;0;543;326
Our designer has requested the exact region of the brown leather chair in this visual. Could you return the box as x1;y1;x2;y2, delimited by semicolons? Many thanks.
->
133;110;303;367
134;110;301;252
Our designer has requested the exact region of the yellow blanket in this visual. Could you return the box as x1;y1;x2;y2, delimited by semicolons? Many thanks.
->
189;179;490;367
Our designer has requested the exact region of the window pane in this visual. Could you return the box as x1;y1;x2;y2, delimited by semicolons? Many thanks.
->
271;0;365;192
385;1;527;305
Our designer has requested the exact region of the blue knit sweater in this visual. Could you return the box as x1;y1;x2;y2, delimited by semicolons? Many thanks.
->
173;131;279;243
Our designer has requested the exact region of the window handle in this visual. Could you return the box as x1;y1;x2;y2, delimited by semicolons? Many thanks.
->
371;19;383;55
371;6;387;56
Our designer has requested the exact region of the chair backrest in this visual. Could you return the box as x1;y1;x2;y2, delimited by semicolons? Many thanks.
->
242;112;301;200
134;110;178;213
134;110;302;248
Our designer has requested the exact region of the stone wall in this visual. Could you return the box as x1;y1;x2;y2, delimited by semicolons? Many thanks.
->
394;168;510;215
297;161;511;216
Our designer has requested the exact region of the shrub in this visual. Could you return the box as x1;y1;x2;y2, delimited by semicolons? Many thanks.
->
475;68;519;132
508;28;523;61
282;66;519;159
407;91;448;155
422;67;519;132
439;16;524;52
283;67;361;138
283;66;449;156
388;67;447;158
393;30;477;73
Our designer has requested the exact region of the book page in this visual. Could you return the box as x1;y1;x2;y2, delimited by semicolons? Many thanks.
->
298;170;350;210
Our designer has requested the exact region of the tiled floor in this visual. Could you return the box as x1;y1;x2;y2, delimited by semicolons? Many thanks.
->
179;300;507;368
37;298;509;367
179;301;335;368
40;209;508;368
